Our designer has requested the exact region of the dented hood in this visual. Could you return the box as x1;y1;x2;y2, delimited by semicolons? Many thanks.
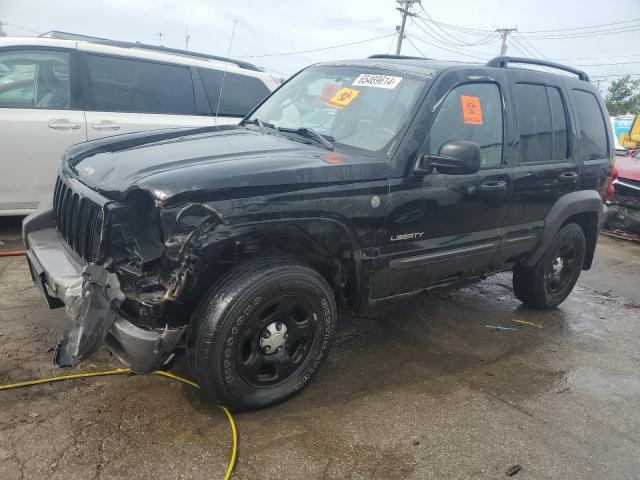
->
64;126;390;201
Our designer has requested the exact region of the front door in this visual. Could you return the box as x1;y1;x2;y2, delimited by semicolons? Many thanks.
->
0;48;86;214
371;79;512;299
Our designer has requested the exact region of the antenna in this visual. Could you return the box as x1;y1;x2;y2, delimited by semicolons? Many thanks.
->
215;19;237;120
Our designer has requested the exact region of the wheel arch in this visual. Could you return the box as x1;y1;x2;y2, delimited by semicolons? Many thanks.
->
190;219;361;306
524;190;604;269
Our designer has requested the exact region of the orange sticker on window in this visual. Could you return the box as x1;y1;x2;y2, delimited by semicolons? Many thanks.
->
460;95;483;125
328;87;360;109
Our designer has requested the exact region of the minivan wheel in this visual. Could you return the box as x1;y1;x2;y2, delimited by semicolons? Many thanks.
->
187;257;336;411
513;223;586;310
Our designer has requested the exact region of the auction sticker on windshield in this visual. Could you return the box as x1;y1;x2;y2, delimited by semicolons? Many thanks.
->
352;74;402;89
328;87;360;109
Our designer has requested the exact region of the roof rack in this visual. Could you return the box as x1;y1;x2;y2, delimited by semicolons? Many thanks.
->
486;56;589;82
39;30;260;71
368;54;434;61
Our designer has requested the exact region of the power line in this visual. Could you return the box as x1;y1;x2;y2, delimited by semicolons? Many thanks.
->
417;6;497;47
236;33;395;58
407;33;488;61
520;17;640;33
519;25;640;40
3;21;40;35
411;20;496;56
514;33;549;59
404;35;427;57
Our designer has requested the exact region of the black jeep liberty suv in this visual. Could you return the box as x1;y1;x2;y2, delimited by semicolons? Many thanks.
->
23;55;613;410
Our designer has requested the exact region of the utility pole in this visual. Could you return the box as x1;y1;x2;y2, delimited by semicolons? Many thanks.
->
395;0;420;55
496;27;517;56
0;21;6;37
158;32;163;46
185;25;190;50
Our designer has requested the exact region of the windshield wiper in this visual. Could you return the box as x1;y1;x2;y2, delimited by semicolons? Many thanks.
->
279;127;335;151
245;118;276;135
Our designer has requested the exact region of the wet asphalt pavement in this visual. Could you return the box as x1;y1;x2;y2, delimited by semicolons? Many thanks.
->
0;223;639;479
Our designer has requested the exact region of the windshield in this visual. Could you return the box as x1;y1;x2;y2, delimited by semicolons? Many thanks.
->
246;66;427;157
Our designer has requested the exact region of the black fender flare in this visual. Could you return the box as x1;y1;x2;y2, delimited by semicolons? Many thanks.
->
524;190;605;268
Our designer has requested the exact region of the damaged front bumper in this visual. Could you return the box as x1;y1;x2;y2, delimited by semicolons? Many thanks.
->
22;209;185;373
605;178;640;233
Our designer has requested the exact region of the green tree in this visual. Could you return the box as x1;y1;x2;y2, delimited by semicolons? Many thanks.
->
604;75;640;116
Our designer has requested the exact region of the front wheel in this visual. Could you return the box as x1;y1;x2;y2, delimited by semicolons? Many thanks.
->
513;223;586;310
187;257;336;410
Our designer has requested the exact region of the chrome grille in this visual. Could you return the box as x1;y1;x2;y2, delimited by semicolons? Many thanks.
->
53;176;103;262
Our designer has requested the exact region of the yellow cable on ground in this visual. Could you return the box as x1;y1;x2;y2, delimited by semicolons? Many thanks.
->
0;368;237;480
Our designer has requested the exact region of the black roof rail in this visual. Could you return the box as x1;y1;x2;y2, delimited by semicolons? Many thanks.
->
486;56;590;82
368;54;434;61
40;30;260;71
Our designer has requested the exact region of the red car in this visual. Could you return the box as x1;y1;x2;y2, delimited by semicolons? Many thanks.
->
606;151;640;233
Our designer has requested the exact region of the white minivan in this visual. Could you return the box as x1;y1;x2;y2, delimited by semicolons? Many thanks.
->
0;36;280;215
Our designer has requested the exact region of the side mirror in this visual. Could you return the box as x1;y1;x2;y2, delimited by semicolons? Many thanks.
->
415;140;482;175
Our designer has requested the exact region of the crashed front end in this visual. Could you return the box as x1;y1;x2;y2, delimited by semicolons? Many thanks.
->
606;176;640;234
23;171;199;373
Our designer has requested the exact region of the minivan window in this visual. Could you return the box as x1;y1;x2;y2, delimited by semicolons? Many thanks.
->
85;54;195;115
428;83;503;168
570;89;608;160
0;50;70;110
199;68;270;117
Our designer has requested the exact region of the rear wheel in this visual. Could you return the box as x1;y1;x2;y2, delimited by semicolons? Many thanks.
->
187;257;336;410
513;223;586;310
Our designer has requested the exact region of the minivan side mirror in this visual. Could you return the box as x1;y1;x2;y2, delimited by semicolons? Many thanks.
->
415;140;482;175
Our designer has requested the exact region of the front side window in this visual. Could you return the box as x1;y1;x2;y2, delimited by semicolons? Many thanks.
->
200;68;271;117
246;67;427;156
0;50;70;110
428;83;503;168
85;54;195;115
570;89;608;160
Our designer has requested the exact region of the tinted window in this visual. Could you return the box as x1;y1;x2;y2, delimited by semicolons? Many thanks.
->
515;84;553;162
548;87;569;160
571;90;608;160
85;55;195;114
429;83;503;168
0;50;70;109
200;68;270;117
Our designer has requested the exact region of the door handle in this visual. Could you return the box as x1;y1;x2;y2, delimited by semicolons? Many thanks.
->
91;123;121;131
48;120;81;130
557;172;578;184
478;180;508;194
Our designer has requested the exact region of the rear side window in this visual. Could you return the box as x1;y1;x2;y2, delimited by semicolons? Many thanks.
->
548;88;569;160
570;90;608;160
515;84;569;163
85;54;195;115
0;50;70;110
200;68;270;117
428;83;503;168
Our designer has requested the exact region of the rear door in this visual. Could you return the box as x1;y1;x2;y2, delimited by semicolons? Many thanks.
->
80;51;217;140
496;76;578;265
0;48;86;214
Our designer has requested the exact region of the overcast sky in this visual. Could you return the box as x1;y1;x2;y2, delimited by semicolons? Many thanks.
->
1;0;638;88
